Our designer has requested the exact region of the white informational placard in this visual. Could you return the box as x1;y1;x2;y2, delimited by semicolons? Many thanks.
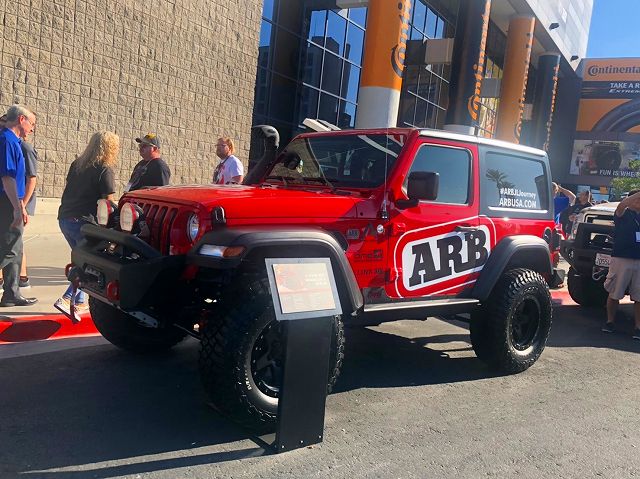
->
265;258;342;321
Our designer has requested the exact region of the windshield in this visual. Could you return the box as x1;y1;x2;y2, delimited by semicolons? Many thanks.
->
263;134;405;188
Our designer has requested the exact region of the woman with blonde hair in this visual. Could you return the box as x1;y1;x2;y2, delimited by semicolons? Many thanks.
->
55;132;119;316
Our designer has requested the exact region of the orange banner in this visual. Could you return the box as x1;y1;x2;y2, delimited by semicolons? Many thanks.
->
495;15;534;143
360;0;411;91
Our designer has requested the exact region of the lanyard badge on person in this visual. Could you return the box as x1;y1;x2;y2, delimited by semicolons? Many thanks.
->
214;158;227;184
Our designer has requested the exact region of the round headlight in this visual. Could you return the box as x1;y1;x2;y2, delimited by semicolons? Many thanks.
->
120;203;139;232
187;214;200;242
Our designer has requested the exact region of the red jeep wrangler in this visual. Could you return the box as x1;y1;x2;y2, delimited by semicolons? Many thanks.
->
72;128;556;428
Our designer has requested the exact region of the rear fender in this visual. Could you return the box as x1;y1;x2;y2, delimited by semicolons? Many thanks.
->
472;236;552;301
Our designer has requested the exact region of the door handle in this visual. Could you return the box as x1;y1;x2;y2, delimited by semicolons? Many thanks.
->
455;225;477;232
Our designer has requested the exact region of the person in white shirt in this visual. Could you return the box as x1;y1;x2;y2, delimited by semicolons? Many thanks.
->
212;137;243;184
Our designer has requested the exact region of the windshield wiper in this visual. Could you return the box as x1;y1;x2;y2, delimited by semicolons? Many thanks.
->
302;176;337;193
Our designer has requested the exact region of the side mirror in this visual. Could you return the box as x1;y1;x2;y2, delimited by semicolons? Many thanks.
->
396;171;439;209
408;171;439;201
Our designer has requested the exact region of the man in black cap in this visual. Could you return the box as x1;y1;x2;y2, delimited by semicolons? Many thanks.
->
125;133;171;192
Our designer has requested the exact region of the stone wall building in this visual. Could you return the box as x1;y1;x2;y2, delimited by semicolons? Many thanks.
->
0;0;262;198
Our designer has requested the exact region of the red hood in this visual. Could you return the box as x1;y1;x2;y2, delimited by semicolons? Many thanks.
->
123;184;362;219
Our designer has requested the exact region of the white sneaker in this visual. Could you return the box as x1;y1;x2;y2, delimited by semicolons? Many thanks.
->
54;297;82;324
74;302;90;314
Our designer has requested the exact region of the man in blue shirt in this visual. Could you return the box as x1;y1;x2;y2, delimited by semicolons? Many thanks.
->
0;105;38;306
0;113;38;289
552;182;576;225
602;189;640;338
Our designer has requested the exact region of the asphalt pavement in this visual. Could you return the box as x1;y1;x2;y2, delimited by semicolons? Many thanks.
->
1;298;639;478
1;205;639;477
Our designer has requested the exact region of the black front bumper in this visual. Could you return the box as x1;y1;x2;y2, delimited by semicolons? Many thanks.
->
560;223;613;277
71;224;184;310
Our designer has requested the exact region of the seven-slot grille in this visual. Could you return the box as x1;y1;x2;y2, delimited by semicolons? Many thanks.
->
134;201;179;255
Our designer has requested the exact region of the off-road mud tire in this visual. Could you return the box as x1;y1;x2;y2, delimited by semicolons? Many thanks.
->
199;280;345;430
567;267;608;308
89;297;187;353
471;268;552;374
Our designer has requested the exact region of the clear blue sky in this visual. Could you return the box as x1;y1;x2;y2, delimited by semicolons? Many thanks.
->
586;0;640;58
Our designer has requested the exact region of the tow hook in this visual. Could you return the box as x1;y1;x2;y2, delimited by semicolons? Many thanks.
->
592;266;608;282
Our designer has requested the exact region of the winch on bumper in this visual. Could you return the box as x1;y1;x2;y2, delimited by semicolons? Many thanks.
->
71;224;185;310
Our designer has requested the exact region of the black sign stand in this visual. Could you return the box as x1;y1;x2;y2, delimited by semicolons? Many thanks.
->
274;316;333;451
251;258;342;453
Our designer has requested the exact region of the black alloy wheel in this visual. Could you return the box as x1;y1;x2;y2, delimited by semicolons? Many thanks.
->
470;268;552;374
250;320;285;399
510;297;542;352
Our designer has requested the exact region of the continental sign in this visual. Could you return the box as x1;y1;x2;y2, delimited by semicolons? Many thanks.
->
582;61;640;99
467;1;491;122
360;0;411;90
582;60;640;98
586;62;640;79
391;0;411;78
570;58;640;179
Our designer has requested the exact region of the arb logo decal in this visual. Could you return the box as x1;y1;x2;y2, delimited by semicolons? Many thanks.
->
402;226;491;291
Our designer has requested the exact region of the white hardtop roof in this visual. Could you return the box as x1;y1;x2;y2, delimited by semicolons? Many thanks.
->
418;128;547;157
583;202;619;214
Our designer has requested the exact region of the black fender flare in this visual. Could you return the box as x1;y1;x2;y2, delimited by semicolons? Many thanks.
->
187;227;363;315
472;236;552;301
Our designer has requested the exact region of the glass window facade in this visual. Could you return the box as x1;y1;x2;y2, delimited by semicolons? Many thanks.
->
253;0;525;160
252;0;367;150
476;21;506;138
397;1;455;130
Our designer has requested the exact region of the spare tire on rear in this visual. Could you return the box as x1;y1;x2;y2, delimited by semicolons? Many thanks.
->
567;267;608;308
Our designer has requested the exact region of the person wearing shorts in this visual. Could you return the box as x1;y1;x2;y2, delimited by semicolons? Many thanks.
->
602;189;640;339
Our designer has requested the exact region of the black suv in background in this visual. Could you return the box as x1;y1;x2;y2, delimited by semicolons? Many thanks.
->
561;202;617;306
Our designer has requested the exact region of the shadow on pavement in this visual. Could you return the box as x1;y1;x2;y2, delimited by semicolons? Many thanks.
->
0;319;502;477
22;266;67;288
0;318;62;342
0;340;264;478
547;302;639;353
335;321;501;393
23;448;268;479
0;311;68;318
